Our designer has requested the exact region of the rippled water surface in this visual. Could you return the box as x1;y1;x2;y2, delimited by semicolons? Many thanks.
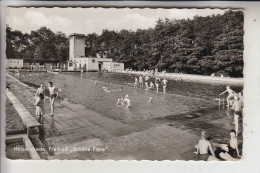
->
13;71;243;122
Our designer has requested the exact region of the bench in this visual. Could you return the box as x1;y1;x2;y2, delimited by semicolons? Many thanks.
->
6;90;43;136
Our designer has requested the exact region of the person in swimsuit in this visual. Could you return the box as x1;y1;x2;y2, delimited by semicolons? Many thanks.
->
35;93;44;124
155;77;160;92
36;83;45;97
47;82;59;117
133;77;138;89
232;95;242;136
116;98;123;107
238;92;244;116
194;131;215;161
148;97;153;103
212;130;241;161
103;85;110;92
219;86;236;107
139;75;143;88
145;74;150;89
123;95;131;109
149;81;155;90
161;78;168;93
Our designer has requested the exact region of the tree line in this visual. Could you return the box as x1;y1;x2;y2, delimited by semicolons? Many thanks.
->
6;10;244;77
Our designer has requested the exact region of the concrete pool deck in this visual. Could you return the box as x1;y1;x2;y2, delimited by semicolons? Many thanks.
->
5;74;243;160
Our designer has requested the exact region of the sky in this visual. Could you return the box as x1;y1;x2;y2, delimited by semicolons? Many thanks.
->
6;7;227;36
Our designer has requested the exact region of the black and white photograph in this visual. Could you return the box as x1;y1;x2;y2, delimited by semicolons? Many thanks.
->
1;6;249;161
3;6;246;161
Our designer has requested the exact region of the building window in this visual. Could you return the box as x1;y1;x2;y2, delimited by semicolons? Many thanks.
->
92;59;95;63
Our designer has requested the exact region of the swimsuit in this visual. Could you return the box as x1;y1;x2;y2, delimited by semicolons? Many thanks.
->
49;87;57;99
234;111;242;117
214;145;236;160
227;145;236;157
214;147;225;160
50;94;57;99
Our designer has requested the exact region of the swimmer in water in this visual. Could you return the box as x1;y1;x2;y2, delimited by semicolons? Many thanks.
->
161;78;168;93
219;86;236;107
116;98;123;107
148;97;153;103
155;76;160;92
149;81;155;90
139;75;144;88
103;85;110;92
123;95;131;109
134;77;138;89
145;74;150;89
35;93;45;124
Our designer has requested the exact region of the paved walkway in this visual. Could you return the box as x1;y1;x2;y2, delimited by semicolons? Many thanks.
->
6;74;243;160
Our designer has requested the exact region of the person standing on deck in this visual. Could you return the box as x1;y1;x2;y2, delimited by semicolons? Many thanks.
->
219;86;236;107
161;78;168;93
36;83;45;97
47;82;60;117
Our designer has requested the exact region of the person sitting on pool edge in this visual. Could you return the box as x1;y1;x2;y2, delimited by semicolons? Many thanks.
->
210;130;241;161
194;131;215;161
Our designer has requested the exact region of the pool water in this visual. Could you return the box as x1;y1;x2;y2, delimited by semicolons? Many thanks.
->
14;71;243;123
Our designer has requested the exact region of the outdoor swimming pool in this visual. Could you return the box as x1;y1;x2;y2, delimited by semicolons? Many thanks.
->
11;71;243;123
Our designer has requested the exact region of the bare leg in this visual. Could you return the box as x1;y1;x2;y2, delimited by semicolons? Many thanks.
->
219;152;237;161
50;98;55;116
224;153;239;161
234;115;239;136
163;86;166;93
226;97;230;107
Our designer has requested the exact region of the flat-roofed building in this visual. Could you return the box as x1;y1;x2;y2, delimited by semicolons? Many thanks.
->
68;33;124;71
103;62;124;72
6;59;23;69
